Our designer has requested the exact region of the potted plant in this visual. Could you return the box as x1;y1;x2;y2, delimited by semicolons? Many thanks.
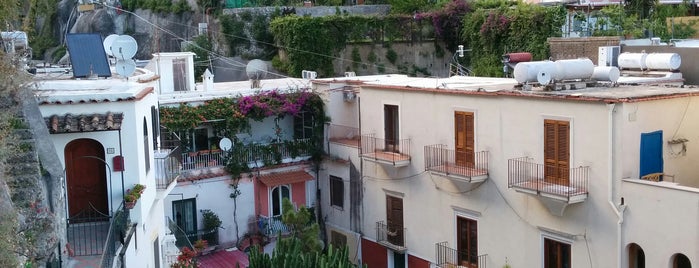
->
124;184;145;209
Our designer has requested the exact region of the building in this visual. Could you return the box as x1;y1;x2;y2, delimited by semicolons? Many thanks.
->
33;54;175;267
149;52;321;252
315;74;698;267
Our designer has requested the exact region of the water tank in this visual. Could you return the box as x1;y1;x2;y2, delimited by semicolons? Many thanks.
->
503;52;532;63
645;53;681;71
618;52;647;70
513;61;556;83
554;58;594;81
592;66;620;82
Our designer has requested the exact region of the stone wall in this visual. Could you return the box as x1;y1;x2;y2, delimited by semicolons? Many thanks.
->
223;5;391;17
548;36;621;63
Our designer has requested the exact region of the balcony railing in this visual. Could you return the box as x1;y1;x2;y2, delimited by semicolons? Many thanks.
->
508;157;589;201
435;242;487;268
155;147;182;189
258;215;290;236
179;139;313;171
360;135;411;166
376;221;407;252
328;124;360;147
185;229;219;246
424;145;489;181
99;203;131;267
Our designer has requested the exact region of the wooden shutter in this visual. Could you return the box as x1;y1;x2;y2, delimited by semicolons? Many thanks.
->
455;112;475;167
457;217;478;268
386;195;404;246
544;120;570;185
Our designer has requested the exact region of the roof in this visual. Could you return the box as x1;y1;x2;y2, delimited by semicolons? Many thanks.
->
66;33;111;78
317;74;699;103
44;112;123;133
258;170;313;187
198;248;249;268
159;77;311;105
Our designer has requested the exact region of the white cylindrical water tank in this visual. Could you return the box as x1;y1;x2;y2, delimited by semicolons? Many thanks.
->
645;53;681;70
554;58;594;80
592;66;620;82
618;52;647;70
513;61;556;83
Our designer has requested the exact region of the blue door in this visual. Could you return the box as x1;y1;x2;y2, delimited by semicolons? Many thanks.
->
640;131;663;179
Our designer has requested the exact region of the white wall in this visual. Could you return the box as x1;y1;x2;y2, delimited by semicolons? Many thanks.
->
164;176;256;246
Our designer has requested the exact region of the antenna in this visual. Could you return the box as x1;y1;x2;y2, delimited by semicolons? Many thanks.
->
115;59;136;77
110;35;138;60
103;34;119;56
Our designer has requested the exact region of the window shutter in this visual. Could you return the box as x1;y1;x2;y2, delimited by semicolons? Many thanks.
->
557;121;570;184
544;120;557;182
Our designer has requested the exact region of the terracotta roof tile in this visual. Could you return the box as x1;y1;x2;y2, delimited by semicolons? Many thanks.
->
258;170;313;187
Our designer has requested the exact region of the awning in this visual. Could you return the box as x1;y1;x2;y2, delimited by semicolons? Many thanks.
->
258;170;313;187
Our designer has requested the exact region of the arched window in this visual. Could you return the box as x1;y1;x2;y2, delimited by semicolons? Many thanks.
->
628;243;645;268
144;118;150;172
672;253;692;268
271;185;290;216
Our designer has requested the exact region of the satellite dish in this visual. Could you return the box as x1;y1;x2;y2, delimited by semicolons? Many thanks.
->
103;34;119;56
219;137;233;151
115;59;136;77
246;59;267;80
111;35;138;59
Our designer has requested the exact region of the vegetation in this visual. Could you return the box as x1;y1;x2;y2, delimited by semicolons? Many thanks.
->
201;209;222;231
462;2;566;76
23;0;58;60
184;35;213;82
220;10;280;60
121;0;192;14
281;198;321;252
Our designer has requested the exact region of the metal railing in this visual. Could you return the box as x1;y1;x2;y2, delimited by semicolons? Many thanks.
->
167;217;193;249
360;135;411;164
99;203;130;267
328;124;360;145
424;145;489;178
184;229;219;246
376;221;406;248
179;139;313;170
154;147;182;189
435;241;487;268
508;157;589;198
258;215;290;235
66;204;111;256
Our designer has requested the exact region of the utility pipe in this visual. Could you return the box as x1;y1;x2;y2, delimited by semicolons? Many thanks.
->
607;103;627;268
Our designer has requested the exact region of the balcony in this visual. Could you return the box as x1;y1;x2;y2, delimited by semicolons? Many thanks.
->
425;145;489;192
508;157;589;216
154;148;181;195
328;124;360;148
258;215;291;236
435;242;487;268
177;139;313;172
376;221;407;253
360;135;411;167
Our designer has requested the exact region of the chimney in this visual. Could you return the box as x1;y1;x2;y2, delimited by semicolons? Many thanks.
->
202;69;214;91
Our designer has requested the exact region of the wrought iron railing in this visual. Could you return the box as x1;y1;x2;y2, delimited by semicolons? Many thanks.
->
258;215;290;235
155;147;182;189
99;203;130;267
424;145;489;178
328;124;360;146
167;217;193;249
360;135;411;164
376;221;406;248
66;204;111;256
179;139;313;170
508;157;589;198
435;241;487;268
185;229;219;246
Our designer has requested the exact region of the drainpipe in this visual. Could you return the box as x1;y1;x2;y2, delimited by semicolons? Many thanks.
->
607;103;627;268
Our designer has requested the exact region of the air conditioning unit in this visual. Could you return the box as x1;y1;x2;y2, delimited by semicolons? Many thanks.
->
599;46;620;67
342;86;357;102
302;70;317;80
344;72;356;77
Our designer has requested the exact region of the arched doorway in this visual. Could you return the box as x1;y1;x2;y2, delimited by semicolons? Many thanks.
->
65;138;108;218
270;185;290;217
628;243;645;268
672;253;692;268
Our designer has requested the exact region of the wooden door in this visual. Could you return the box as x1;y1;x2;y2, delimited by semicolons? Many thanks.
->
544;238;571;268
65;139;108;218
457;217;478;268
544;120;570;186
386;195;404;246
384;105;399;152
455;112;475;167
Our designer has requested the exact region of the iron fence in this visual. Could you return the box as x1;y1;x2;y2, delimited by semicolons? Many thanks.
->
376;221;406;248
184;229;219;246
508;157;589;198
435;241;487;268
66;204;111;256
360;135;411;164
258;215;290;236
154;147;181;189
424;145;489;178
179;139;312;170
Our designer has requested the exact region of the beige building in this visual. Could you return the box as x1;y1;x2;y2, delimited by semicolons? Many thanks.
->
316;75;698;268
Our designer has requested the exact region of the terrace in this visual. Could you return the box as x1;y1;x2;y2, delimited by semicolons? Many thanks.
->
424;144;489;192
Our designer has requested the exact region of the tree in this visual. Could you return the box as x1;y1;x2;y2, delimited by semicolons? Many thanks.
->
184;35;212;82
281;198;321;252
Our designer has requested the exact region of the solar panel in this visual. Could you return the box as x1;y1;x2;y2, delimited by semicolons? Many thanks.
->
66;33;112;78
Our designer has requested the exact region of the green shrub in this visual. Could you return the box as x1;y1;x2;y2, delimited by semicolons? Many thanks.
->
385;48;397;65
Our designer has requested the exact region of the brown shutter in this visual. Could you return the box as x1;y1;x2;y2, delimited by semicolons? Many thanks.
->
455;112;475;167
557;121;570;185
544;120;570;185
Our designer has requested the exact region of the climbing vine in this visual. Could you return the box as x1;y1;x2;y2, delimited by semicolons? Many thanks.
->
462;2;565;76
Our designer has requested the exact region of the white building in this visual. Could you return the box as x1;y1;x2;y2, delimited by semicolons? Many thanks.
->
315;74;698;268
33;62;176;267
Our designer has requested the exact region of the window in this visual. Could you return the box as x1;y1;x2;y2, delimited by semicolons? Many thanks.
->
384;104;399;152
455;111;475;167
330;230;347;249
294;111;314;139
330;176;344;209
457;217;478;267
544;120;569;186
672;253;692;268
271;185;290;216
144;118;150;172
172;198;197;238
628;243;645;268
151;106;159;150
544;238;571;268
173;58;189;92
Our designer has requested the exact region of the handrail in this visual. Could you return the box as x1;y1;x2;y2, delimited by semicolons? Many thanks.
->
99;203;130;268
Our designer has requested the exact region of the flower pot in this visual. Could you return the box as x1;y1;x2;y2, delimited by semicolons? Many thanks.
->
125;201;136;209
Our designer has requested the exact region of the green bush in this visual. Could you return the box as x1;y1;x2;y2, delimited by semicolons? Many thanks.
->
385;48;397;65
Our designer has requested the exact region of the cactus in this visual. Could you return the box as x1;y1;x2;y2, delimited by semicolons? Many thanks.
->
248;238;365;268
